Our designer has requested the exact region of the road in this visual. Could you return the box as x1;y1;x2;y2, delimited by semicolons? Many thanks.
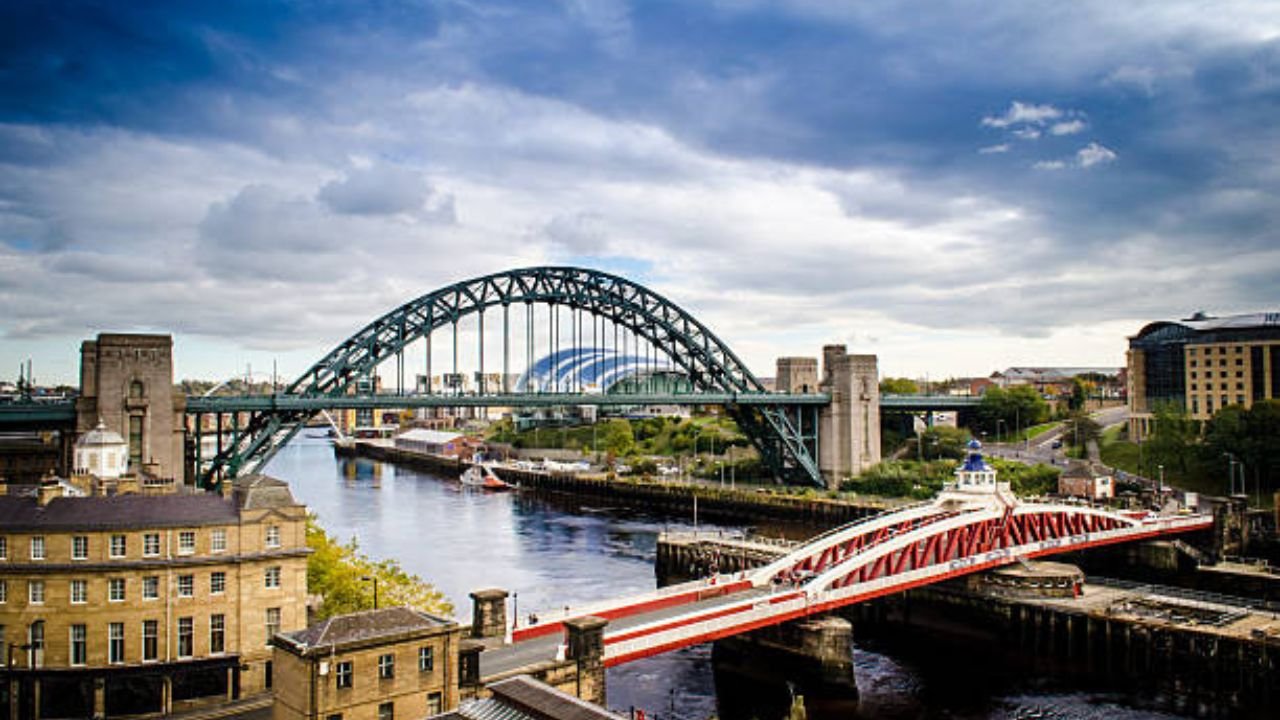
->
478;586;772;677
983;405;1128;471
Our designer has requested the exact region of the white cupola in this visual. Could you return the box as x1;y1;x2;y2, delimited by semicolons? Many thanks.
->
75;419;129;479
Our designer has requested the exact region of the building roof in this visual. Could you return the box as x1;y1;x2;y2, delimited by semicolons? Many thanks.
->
275;607;455;655
1131;311;1280;346
0;492;238;532
433;676;622;720
396;428;464;445
993;367;1120;382
76;420;126;448
232;474;299;510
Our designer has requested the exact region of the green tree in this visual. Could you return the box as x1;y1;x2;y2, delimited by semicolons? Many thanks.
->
917;426;971;460
1068;377;1089;411
1060;410;1101;456
880;377;920;394
307;515;452;620
977;385;1049;438
599;419;636;456
1145;402;1197;476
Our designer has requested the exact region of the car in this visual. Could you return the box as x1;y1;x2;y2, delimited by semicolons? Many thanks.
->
1051;440;1063;449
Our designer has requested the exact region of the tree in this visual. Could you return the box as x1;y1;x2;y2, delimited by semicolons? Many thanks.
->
599;419;635;456
1145;402;1197;477
1060;410;1101;457
1067;377;1089;411
918;426;971;460
307;515;452;620
976;385;1049;437
880;377;919;395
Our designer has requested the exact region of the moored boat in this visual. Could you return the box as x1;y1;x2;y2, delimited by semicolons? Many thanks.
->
460;463;512;490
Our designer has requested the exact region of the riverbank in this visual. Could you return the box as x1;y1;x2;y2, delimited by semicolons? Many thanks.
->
334;439;900;526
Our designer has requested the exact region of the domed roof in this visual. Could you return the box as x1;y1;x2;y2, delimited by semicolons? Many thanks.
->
77;420;126;448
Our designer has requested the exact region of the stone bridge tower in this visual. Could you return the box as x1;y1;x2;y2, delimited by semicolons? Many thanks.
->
817;345;880;488
75;334;186;483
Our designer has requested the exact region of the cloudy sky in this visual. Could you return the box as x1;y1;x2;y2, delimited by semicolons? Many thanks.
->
2;1;1278;386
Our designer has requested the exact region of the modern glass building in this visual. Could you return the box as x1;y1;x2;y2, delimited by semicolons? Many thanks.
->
1127;311;1280;438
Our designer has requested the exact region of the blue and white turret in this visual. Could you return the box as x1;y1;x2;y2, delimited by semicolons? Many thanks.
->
939;439;1016;508
955;439;997;492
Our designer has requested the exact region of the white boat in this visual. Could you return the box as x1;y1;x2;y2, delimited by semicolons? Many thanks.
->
460;463;512;490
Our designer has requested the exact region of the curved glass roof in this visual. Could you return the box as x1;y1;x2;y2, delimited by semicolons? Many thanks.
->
516;347;673;393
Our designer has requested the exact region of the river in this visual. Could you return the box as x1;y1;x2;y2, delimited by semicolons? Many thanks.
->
266;437;1188;720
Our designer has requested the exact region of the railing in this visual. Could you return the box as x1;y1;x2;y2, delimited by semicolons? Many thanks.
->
1089;576;1280;614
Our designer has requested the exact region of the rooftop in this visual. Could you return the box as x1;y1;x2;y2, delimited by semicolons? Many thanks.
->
275;607;455;655
434;675;622;720
232;473;299;510
0;492;239;532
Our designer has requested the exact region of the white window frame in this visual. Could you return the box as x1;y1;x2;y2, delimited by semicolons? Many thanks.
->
109;578;126;602
108;622;125;664
142;620;159;662
177;574;194;598
109;534;126;559
30;536;45;561
264;566;281;589
210;614;226;655
72;536;89;560
265;525;281;548
28;580;44;605
210;571;226;595
177;617;193;658
142;576;159;601
177;531;196;555
70;579;87;604
143;533;161;557
70;624;87;667
211;528;227;553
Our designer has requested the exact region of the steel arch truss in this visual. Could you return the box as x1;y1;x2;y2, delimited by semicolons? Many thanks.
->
753;503;1142;592
197;266;822;486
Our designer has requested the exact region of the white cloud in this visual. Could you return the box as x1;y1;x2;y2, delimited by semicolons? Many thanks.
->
1076;141;1118;167
1033;160;1067;170
1011;127;1041;140
978;143;1011;154
981;101;1063;129
1050;119;1088;136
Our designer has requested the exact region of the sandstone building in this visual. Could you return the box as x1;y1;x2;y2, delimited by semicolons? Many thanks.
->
0;474;308;719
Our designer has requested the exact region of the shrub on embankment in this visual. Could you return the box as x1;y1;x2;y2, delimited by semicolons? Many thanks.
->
307;514;453;620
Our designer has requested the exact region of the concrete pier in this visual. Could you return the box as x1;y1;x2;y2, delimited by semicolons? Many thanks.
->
714;616;858;716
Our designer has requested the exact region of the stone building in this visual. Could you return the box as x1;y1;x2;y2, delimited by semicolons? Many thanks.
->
75;334;186;483
0;473;308;719
272;607;462;720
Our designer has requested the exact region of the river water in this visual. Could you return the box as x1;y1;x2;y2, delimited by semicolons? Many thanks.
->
266;437;1188;720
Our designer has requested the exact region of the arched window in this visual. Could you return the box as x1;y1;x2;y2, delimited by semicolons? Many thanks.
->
129;380;145;399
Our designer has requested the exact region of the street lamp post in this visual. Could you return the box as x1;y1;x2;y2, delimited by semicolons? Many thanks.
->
1157;464;1165;496
512;591;518;631
360;575;379;610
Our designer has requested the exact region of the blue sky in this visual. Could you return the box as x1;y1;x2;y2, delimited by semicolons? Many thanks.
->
2;1;1277;384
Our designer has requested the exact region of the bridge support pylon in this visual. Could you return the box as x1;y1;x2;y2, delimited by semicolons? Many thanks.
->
818;345;880;488
713;615;858;713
